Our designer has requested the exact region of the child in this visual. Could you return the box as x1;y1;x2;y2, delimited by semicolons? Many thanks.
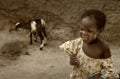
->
59;9;119;79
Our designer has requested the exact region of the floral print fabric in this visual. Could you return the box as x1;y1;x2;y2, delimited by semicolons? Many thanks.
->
59;38;119;79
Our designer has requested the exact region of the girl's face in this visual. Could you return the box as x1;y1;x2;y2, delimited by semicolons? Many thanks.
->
80;17;100;43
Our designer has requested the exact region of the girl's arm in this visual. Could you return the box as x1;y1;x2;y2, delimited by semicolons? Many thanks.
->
100;57;119;79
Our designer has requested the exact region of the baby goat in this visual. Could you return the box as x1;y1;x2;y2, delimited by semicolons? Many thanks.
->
15;19;47;50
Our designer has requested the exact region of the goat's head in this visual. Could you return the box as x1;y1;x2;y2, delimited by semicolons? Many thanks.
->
15;22;21;31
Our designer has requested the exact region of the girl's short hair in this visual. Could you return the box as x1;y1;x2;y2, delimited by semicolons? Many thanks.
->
81;9;106;30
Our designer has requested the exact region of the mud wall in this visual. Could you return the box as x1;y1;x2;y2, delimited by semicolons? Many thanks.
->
0;0;120;45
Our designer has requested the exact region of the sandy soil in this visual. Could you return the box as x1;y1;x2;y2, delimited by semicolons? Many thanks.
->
0;29;72;79
0;28;120;79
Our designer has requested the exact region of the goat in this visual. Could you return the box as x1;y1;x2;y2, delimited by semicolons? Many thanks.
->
15;19;47;50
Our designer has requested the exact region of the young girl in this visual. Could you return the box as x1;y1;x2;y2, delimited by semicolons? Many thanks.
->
59;9;119;79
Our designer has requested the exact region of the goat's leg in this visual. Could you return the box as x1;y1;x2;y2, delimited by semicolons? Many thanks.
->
34;36;38;42
38;32;44;50
42;27;47;45
43;27;47;37
35;32;38;42
33;32;38;42
40;36;47;50
40;40;44;50
40;38;44;50
29;32;33;44
43;36;47;46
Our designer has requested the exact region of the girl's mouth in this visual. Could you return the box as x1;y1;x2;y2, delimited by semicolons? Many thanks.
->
81;35;88;39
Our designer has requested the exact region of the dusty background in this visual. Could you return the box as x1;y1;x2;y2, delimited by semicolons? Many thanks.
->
0;0;120;79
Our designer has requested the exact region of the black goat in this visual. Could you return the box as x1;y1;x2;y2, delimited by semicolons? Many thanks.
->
15;19;47;50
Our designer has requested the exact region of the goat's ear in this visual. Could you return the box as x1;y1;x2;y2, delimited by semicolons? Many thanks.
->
15;22;20;26
41;19;46;26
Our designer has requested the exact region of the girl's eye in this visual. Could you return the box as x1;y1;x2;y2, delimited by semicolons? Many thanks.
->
80;28;84;31
87;30;93;33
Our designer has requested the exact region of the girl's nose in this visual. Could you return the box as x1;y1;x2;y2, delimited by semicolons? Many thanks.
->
82;30;88;35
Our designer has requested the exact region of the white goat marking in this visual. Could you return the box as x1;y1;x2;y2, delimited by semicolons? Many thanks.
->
31;21;37;32
41;19;45;26
16;22;20;26
40;37;47;49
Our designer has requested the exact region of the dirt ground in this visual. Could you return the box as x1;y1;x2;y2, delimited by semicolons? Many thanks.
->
0;29;72;79
0;25;120;79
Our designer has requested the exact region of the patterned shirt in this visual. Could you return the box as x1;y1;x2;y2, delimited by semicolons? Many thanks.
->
60;38;119;79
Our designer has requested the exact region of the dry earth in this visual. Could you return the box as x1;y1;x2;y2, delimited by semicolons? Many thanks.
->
0;29;71;79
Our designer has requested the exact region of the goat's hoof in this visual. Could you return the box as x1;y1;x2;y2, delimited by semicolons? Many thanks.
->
40;48;43;50
34;40;37;42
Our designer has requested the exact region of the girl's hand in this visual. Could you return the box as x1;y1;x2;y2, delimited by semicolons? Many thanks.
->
69;54;80;66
